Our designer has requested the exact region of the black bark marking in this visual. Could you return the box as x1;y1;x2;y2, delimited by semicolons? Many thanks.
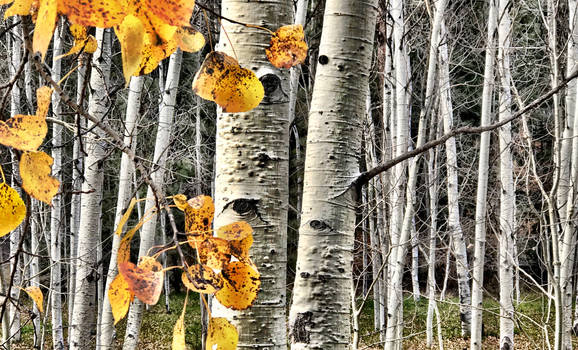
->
501;336;513;350
309;219;330;231
231;198;257;215
291;311;313;344
318;55;329;65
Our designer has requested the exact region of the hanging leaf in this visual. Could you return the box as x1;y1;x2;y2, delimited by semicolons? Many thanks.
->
59;0;126;27
214;261;260;310
192;51;265;113
206;317;238;350
198;237;231;270
3;0;34;18
115;14;145;83
175;26;204;53
172;294;188;350
144;0;195;27
118;257;163;305
108;273;132;324
117;226;136;265
0;182;26;237
114;197;137;236
32;0;57;61
181;264;223;294
23;286;43;313
183;195;214;248
0;87;51;152
216;221;253;265
173;194;188;211
19;151;60;204
266;24;308;69
56;24;97;59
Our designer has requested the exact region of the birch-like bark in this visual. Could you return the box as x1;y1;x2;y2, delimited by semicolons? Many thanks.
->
69;28;111;350
99;76;144;349
122;50;181;350
29;201;41;347
440;22;472;337
210;1;292;348
470;1;497;348
288;0;378;348
426;133;440;348
497;0;515;347
49;20;65;350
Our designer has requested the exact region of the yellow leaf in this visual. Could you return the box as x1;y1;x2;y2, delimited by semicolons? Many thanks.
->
172;295;187;350
181;264;223;294
115;197;137;236
144;0;195;27
216;221;254;267
206;317;238;350
115;14;145;83
192;52;264;113
20;151;60;204
266;24;308;68
23;286;43;313
0;183;26;237
56;24;97;59
173;194;188;211
59;0;126;27
175;26;204;53
198;237;230;270
118;257;163;305
214;261;260;310
183;195;214;248
32;0;57;61
108;274;132;324
117;226;136;266
0;87;51;151
3;0;33;18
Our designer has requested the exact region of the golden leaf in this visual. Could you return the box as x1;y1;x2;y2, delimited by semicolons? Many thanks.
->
108;273;132;324
198;237;230;270
23;286;43;313
181;264;223;294
214;261;260;310
216;221;253;265
20;151;60;204
114;197;137;236
183;195;214;248
175;26;204;53
172;295;187;350
192;52;264;113
144;0;195;27
115;14;145;83
206;317;238;350
3;0;34;18
266;24;308;68
0;183;26;237
118;257;163;305
32;0;57;61
56;24;97;59
59;0;126;27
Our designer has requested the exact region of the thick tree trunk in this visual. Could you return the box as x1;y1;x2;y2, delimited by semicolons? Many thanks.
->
210;1;292;348
50;20;65;350
122;50;182;350
99;76;144;349
69;28;112;350
470;1;497;348
288;0;378;348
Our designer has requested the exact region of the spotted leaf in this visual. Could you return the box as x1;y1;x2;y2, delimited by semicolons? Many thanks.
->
214;261;260;310
108;273;132;324
266;24;308;68
118;257;163;305
206;317;238;350
19;151;59;204
0;183;26;237
181;264;223;294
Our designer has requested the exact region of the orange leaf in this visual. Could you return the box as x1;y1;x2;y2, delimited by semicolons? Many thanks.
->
118;257;163;305
20;151;60;204
144;0;195;27
198;237;231;270
0;87;51;151
181;264;223;294
108;273;132;324
214;261;260;310
216;221;253;264
175;26;204;53
23;286;43;313
192;52;264;113
266;24;308;68
32;0;57;61
206;317;238;350
115;14;145;83
0;183;26;237
59;0;126;27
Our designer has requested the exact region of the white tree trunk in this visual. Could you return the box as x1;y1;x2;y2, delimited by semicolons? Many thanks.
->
288;0;378;348
69;28;112;350
497;1;516;348
470;1;497;348
210;1;292;348
99;76;144;349
122;50;182;350
439;22;472;337
49;20;65;350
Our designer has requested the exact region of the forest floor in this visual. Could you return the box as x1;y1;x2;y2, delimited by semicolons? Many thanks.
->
10;291;578;349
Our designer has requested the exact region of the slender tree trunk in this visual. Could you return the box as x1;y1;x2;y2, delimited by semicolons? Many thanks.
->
50;20;65;350
210;1;292;348
426;134;440;348
122;50;182;350
497;0;515;347
99;76;144;349
439;22;472;337
29;201;41;347
470;1;497;348
69;28;112;350
288;0;378;348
